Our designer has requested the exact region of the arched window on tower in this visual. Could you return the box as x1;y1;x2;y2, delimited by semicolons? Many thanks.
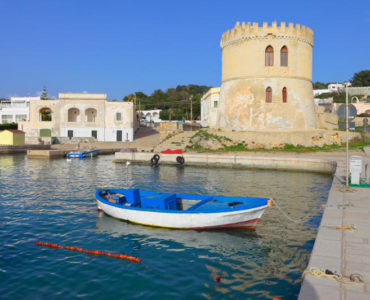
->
265;46;274;66
280;46;288;66
282;87;287;103
266;87;272;103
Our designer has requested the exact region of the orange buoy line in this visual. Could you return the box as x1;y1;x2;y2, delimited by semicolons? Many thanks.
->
34;241;141;263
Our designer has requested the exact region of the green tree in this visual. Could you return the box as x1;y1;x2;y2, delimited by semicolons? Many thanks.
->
41;85;48;100
313;81;328;89
351;70;370;87
123;84;211;120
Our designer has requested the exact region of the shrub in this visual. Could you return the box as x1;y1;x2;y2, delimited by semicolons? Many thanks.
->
0;123;18;130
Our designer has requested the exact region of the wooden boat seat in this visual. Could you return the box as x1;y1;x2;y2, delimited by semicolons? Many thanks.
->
186;197;213;211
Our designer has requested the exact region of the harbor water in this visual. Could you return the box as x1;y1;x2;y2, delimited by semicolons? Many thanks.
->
0;154;332;299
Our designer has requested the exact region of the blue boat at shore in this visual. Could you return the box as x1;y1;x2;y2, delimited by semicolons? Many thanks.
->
96;188;271;230
67;149;99;159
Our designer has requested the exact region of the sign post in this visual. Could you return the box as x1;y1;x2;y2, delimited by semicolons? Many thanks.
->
364;118;368;143
337;88;357;191
346;85;349;190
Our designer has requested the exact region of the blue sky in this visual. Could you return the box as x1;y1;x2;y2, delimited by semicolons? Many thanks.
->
0;0;369;99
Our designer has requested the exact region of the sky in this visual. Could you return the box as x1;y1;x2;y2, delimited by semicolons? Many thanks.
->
0;0;369;99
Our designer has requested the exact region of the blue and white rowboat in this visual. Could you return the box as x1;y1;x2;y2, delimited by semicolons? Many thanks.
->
67;149;99;159
95;189;270;230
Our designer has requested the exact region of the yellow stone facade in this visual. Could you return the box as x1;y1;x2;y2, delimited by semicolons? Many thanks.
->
203;21;317;131
18;93;137;143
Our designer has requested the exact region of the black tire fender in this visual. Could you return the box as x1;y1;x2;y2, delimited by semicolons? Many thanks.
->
176;156;185;165
153;154;160;161
151;155;159;166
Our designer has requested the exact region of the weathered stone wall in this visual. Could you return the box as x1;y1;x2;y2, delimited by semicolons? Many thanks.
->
217;77;316;130
348;87;370;97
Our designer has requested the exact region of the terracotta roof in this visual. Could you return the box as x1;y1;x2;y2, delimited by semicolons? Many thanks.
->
5;129;25;134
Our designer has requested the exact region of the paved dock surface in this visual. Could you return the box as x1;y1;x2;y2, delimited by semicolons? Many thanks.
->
299;156;370;300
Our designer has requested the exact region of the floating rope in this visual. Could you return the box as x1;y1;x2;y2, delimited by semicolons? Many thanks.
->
302;268;364;284
270;198;302;224
34;241;141;263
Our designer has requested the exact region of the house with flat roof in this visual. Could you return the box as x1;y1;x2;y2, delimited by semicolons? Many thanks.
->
18;93;137;143
0;96;40;124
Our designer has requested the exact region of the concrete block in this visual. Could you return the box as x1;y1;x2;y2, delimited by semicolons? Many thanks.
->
299;274;340;300
183;154;208;165
344;261;370;282
311;239;342;259
308;255;341;274
344;290;370;300
346;253;370;264
315;227;342;241
364;146;370;156
207;154;235;166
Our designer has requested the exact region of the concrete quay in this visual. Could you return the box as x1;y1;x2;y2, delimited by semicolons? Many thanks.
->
114;152;337;174
0;144;50;154
27;147;123;158
299;156;370;300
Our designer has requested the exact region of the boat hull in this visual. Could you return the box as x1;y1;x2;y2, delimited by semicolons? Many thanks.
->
67;149;99;159
96;199;267;230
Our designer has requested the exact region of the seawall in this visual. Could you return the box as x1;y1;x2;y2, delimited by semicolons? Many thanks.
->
114;152;336;174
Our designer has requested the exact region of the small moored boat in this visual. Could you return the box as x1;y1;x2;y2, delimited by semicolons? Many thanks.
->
95;189;270;230
67;149;99;159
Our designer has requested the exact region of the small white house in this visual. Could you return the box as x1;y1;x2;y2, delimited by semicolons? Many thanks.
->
328;83;344;93
138;109;162;122
201;87;220;128
0;96;40;124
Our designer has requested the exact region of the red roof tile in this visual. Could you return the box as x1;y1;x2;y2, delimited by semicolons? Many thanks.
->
5;129;25;134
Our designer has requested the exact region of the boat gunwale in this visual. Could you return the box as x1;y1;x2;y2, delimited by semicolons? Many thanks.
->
95;190;269;214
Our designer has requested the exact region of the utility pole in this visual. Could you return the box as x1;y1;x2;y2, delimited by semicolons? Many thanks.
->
345;82;349;191
190;95;193;123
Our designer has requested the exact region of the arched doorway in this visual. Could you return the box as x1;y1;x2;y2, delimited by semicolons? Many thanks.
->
85;108;97;122
68;108;80;122
39;107;52;121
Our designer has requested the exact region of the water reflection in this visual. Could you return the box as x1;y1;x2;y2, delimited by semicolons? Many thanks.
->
0;154;332;299
95;213;264;255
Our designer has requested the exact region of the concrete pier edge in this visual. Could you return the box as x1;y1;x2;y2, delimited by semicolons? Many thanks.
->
114;152;336;174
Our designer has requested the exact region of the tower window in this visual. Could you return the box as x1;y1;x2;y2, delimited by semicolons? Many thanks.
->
281;46;288;66
282;87;287;103
116;112;122;121
266;87;272;103
265;46;274;66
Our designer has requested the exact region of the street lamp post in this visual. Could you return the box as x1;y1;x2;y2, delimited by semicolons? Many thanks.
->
345;82;349;191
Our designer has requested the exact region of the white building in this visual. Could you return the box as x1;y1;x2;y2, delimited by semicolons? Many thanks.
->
0;96;40;124
19;93;137;143
328;83;344;93
313;83;345;97
200;87;220;127
138;109;162;122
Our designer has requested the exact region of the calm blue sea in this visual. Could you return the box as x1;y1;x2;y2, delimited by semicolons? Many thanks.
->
0;154;332;299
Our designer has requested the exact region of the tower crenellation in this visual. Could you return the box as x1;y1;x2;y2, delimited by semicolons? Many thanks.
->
220;21;313;49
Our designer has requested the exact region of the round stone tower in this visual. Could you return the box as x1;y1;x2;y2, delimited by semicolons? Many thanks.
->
216;21;317;130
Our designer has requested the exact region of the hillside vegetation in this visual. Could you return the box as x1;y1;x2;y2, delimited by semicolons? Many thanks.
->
123;84;211;120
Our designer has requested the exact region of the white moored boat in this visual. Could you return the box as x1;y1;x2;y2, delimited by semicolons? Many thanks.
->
95;189;271;230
